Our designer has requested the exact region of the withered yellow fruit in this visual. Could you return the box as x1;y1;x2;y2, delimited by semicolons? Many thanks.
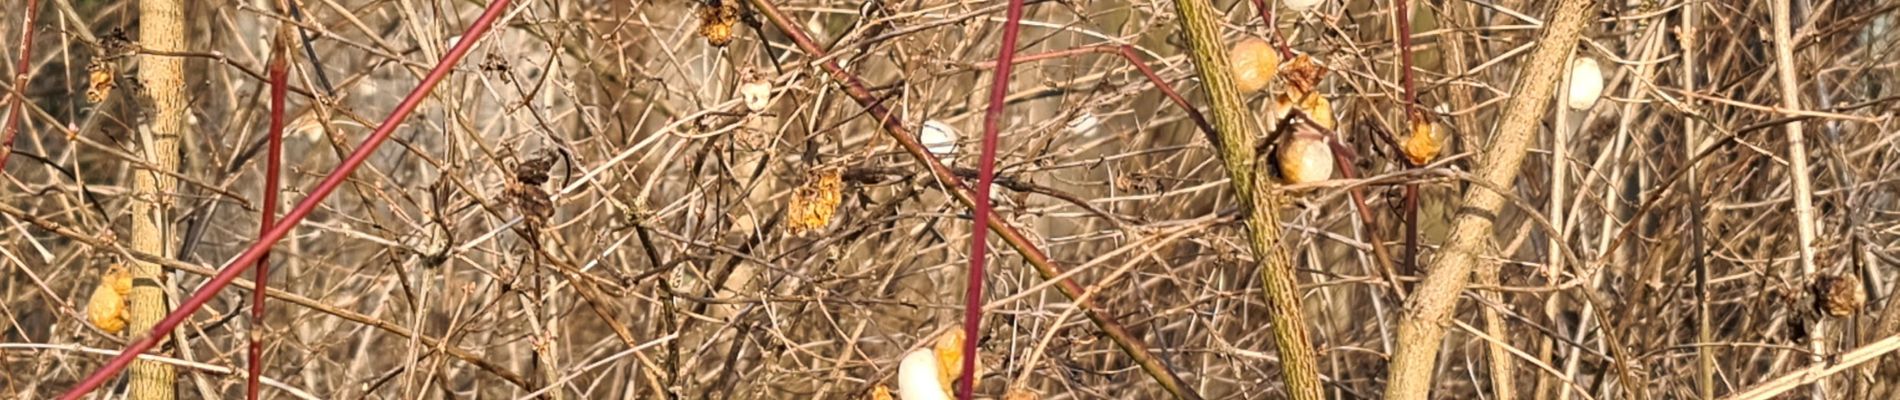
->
84;264;133;334
868;384;893;400
1401;111;1442;166
85;60;115;104
932;329;971;395
1276;123;1334;184
1228;37;1280;95
1270;91;1335;132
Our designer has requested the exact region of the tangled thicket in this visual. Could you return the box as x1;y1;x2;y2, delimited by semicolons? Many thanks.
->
3;0;1900;399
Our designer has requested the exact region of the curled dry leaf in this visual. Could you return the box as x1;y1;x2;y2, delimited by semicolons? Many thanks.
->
84;264;133;334
1279;53;1328;96
698;1;740;47
1229;37;1280;95
785;167;844;236
1401;109;1442;166
1812;274;1865;318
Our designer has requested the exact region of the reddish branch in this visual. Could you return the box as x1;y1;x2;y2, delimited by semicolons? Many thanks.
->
740;0;1204;398
57;1;513;397
1394;0;1422;273
0;0;42;172
245;19;293;400
958;0;1026;397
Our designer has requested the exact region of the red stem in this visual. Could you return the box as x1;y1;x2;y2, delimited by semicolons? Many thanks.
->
960;0;1025;397
57;1;511;397
245;19;292;400
1395;0;1421;273
0;0;42;172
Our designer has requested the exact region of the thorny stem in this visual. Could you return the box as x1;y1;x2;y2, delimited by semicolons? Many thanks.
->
740;0;1204;398
0;0;41;172
960;0;1025;397
1170;0;1323;397
245;19;292;400
56;1;514;397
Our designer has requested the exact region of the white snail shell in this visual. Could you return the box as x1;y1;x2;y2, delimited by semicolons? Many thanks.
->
897;349;952;400
920;120;959;165
1565;57;1604;110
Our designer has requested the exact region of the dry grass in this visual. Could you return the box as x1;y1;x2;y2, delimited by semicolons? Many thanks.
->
2;0;1899;398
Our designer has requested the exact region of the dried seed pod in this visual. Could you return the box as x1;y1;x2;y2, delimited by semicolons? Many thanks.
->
785;167;844;236
1565;57;1604;110
1401;109;1442;166
1229;37;1280;95
84;264;132;334
698;2;740;47
1812;274;1865;318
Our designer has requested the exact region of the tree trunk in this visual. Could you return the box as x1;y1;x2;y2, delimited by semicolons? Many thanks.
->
129;0;188;398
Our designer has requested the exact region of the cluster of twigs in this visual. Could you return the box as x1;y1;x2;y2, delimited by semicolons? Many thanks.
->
1;0;1899;399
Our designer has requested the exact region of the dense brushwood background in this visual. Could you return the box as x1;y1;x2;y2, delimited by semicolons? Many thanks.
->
3;0;1899;398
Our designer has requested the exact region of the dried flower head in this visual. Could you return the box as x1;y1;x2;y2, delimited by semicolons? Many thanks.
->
1228;37;1280;95
698;2;740;47
785;167;844;236
1812;274;1865;318
84;264;133;334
